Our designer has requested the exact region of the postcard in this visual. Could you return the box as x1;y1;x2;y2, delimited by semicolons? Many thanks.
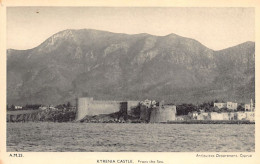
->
0;0;259;164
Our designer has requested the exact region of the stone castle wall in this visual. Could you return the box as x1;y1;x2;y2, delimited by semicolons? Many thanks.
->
76;97;93;121
149;105;176;123
140;105;151;122
88;101;123;115
75;97;139;121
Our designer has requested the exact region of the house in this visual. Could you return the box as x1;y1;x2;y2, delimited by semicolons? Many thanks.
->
197;112;209;120
214;103;226;109
14;106;22;110
245;99;255;112
245;104;251;111
39;106;48;110
209;112;226;120
214;102;238;110
246;112;255;121
188;112;198;119
236;112;247;120
227;102;237;110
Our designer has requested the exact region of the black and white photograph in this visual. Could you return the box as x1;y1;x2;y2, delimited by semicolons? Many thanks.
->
5;7;255;153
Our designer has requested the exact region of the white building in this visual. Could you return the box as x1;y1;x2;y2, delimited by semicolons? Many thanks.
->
246;112;255;121
245;104;251;111
14;106;22;110
236;112;247;120
210;112;226;120
227;102;237;110
188;112;198;119
214;103;226;109
214;102;238;110
140;99;157;108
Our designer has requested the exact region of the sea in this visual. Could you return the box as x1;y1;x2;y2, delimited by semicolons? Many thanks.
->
7;123;255;152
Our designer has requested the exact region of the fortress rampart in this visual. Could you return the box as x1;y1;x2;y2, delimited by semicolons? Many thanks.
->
75;97;139;121
150;105;176;123
75;98;177;123
140;105;151;122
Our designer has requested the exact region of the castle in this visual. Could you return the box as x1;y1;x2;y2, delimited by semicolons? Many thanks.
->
75;97;177;123
75;97;140;121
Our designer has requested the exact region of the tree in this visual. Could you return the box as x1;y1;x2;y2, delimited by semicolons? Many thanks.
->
221;107;228;112
176;103;198;116
11;104;15;110
213;106;220;112
67;101;71;107
199;101;214;112
237;104;245;112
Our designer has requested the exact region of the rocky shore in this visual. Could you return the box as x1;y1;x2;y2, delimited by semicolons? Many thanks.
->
7;108;76;122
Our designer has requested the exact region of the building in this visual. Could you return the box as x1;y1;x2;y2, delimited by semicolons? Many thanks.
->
229;112;236;120
244;99;255;121
189;111;253;121
140;99;157;108
175;116;184;121
75;97;139;121
14;106;22;110
214;103;226;109
209;112;225;120
39;106;48;110
140;104;151;122
188;111;198;120
246;112;255;122
227;102;237;110
139;99;176;123
245;99;255;112
214;102;238;110
194;112;209;120
149;105;176;123
245;104;251;111
236;112;247;120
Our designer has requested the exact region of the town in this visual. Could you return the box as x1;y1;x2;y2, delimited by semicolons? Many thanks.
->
7;97;255;123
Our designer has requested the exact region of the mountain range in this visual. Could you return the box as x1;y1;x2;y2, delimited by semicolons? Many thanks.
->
7;29;255;105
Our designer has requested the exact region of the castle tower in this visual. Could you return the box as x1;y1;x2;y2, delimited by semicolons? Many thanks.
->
75;97;93;121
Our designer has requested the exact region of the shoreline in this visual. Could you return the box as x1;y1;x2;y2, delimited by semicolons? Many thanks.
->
6;120;255;124
165;120;254;124
6;109;255;124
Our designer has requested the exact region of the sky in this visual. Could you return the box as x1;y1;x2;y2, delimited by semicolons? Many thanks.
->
7;7;254;50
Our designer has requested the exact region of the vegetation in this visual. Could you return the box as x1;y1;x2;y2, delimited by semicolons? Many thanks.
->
7;104;42;111
237;104;245;111
7;106;77;122
24;104;42;110
55;102;71;109
176;104;199;116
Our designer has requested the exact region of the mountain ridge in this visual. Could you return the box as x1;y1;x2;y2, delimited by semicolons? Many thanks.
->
7;29;254;52
7;29;255;105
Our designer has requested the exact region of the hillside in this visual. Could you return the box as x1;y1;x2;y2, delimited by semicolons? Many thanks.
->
7;29;255;105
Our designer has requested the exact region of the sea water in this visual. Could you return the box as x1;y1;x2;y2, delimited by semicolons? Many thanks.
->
7;123;254;152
